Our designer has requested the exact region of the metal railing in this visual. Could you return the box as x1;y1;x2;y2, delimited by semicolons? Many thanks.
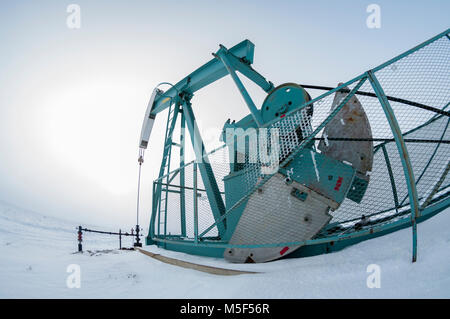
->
76;226;144;252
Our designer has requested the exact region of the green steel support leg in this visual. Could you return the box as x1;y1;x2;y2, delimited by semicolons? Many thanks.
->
180;109;186;237
157;184;161;236
147;181;157;244
216;47;264;127
193;163;198;244
412;220;418;262
368;70;420;263
182;100;227;237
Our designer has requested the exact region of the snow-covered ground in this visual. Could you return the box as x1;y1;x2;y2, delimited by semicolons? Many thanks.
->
0;199;449;298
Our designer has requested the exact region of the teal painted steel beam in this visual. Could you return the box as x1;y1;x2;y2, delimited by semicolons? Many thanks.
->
367;70;420;263
193;163;199;244
167;169;179;184
147;181;157;244
182;100;227;236
215;45;264;127
179;109;186;237
223;48;274;93
161;188;181;194
150;40;255;115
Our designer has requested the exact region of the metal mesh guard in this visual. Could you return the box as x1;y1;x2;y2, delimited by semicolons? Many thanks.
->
151;29;450;254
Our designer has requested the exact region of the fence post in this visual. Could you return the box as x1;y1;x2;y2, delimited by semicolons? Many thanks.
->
134;225;142;247
119;229;122;249
77;226;83;252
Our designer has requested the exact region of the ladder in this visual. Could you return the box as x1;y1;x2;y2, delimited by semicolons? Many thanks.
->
157;104;180;236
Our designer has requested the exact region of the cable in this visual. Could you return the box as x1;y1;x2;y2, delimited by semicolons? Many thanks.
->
308;137;450;144
137;149;144;226
300;84;450;117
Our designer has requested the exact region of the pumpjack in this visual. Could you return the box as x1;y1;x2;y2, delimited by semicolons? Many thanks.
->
138;30;450;263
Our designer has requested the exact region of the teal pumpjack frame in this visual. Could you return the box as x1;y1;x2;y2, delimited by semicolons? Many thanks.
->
144;29;450;263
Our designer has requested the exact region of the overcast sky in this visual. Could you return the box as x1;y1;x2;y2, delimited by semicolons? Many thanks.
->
0;0;448;230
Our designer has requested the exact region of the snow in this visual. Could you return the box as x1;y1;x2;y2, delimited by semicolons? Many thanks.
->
0;199;449;298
